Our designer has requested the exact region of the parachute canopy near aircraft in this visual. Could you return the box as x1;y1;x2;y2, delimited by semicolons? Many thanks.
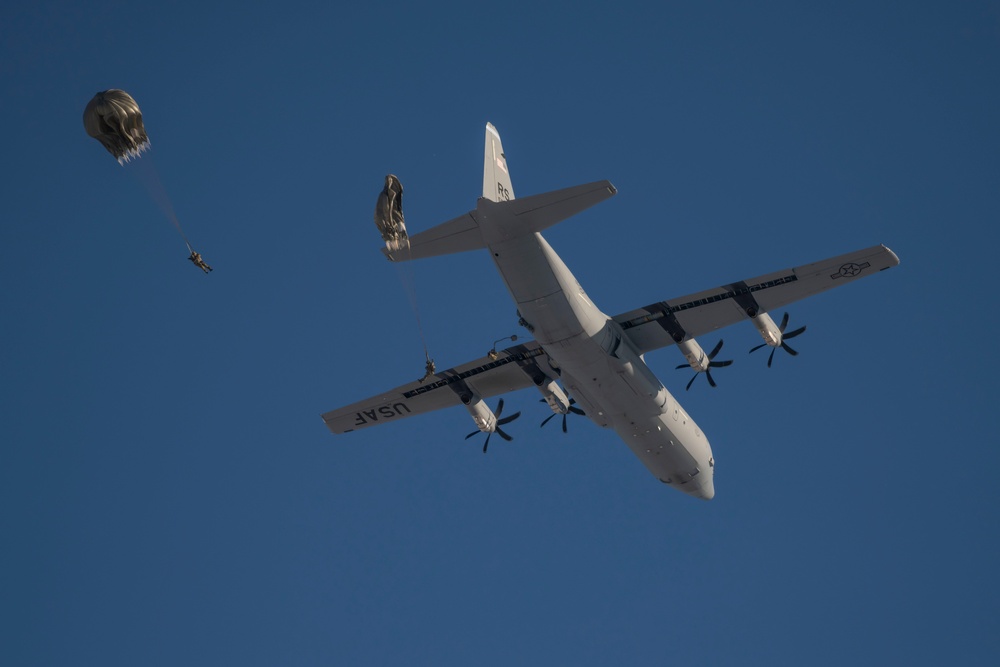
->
83;89;150;164
374;174;408;253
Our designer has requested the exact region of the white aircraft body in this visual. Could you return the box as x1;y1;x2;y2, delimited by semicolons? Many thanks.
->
322;123;900;500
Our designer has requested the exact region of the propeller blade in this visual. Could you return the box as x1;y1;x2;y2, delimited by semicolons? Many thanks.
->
779;312;790;332
496;427;513;442
569;406;586;416
710;359;733;368
540;413;557;427
784;326;806;340
482;432;492;453
675;362;689;370
495;398;505;418
465;430;479;440
498;411;521;426
706;369;717;388
750;342;768;354
561;415;568;433
708;339;725;359
685;373;698;391
781;342;799;356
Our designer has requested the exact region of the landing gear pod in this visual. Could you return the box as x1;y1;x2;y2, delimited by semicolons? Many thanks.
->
374;174;409;254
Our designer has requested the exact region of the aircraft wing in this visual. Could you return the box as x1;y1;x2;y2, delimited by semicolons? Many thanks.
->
322;341;555;434
615;244;900;354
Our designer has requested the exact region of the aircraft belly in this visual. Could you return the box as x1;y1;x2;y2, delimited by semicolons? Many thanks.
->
558;345;714;496
490;234;563;302
490;233;606;346
615;413;697;475
520;293;587;343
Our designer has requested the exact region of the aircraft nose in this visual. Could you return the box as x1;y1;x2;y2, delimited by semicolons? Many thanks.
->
696;455;716;500
691;475;715;500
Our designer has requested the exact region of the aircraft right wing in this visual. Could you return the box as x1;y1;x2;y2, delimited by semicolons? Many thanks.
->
614;244;900;354
321;340;556;434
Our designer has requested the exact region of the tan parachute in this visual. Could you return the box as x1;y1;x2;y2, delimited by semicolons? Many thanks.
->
83;89;211;273
374;174;409;254
83;90;150;165
374;174;433;378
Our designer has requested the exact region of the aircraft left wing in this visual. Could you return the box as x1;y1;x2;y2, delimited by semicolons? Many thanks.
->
615;244;900;354
322;341;554;434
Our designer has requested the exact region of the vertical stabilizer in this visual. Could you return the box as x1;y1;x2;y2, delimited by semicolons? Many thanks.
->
483;122;515;202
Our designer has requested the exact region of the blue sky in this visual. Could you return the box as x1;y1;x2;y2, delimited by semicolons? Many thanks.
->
2;1;999;665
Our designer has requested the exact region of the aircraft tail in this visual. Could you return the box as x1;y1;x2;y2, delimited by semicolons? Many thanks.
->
483;122;515;203
383;123;616;261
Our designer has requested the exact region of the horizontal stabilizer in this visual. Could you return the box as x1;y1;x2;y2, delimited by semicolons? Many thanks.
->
384;180;617;261
502;181;618;232
382;211;486;261
484;180;617;236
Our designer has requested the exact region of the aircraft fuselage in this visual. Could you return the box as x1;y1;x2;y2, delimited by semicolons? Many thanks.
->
478;201;715;500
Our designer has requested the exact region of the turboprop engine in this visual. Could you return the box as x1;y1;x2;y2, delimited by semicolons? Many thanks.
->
677;339;710;372
461;394;520;452
749;311;807;367
538;379;570;415
750;312;783;348
675;338;732;390
463;394;497;433
537;379;586;432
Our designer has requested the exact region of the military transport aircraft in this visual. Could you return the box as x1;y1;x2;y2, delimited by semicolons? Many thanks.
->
322;123;899;500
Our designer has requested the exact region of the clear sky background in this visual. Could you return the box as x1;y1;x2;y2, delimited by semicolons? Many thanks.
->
2;1;998;665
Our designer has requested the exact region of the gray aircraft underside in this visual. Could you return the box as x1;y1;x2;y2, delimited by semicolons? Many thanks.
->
322;122;900;500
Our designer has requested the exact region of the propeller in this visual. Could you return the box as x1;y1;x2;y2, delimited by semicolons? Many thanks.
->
750;312;807;367
676;339;733;390
539;398;586;433
464;398;521;453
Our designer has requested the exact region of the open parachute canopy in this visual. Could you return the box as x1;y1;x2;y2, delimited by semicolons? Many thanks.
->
83;89;150;164
374;174;409;253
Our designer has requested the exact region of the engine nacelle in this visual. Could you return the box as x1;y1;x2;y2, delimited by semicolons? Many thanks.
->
677;338;710;372
751;312;782;347
463;395;497;434
537;379;571;415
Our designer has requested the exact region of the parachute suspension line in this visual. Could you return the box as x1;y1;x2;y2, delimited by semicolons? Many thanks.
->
375;174;429;376
394;248;433;373
130;154;194;250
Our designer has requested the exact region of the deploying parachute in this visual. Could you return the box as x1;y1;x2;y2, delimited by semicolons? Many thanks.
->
375;174;434;378
374;174;409;253
83;90;150;164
